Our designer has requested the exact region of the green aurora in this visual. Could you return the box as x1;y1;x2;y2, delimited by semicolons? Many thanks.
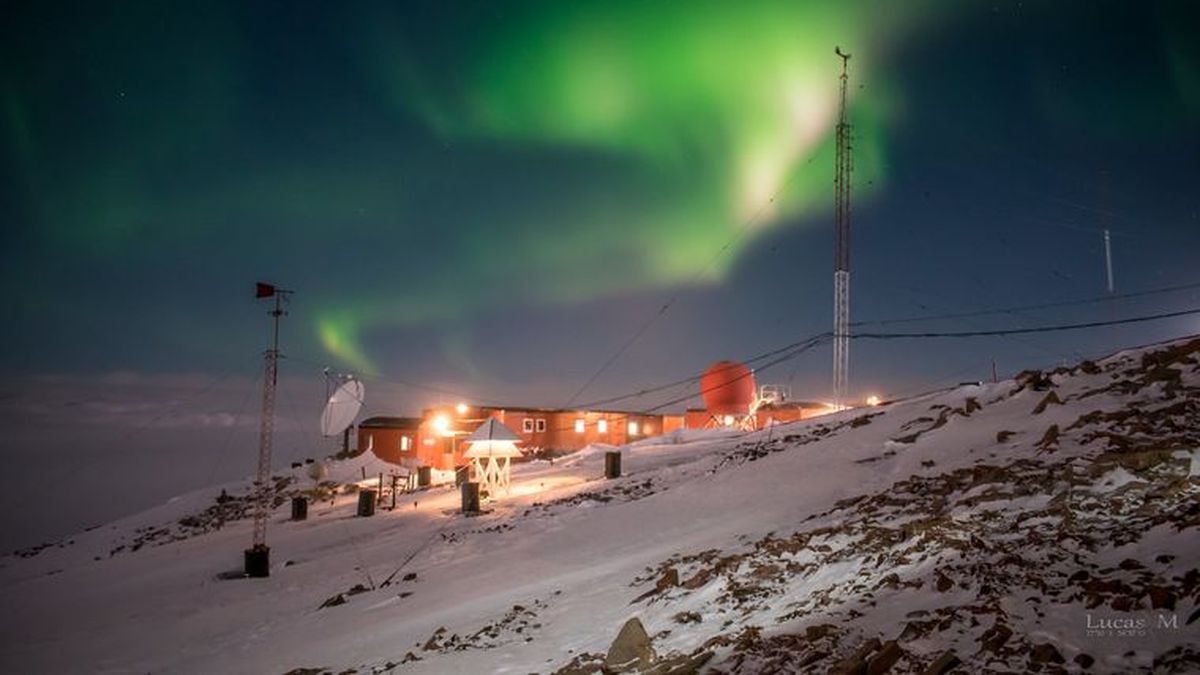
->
321;0;931;372
6;1;1194;375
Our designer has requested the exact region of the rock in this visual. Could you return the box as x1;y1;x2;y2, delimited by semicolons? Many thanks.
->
1110;449;1173;472
1110;595;1135;611
656;567;680;592
673;611;701;625
681;568;711;589
935;571;953;592
996;430;1016;443
605;617;656;671
647;650;713;675
866;640;903;674
980;622;1012;652
318;593;346;609
1074;653;1095;669
920;650;960;675
1029;643;1064;664
805;624;836;640
1147;586;1177;610
1032;390;1063;414
831;638;881;675
1036;425;1060;451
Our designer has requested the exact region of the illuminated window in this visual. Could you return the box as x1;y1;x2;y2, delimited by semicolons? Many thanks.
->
401;436;411;451
536;419;547;432
574;419;585;433
644;424;653;435
628;421;639;435
366;434;374;453
423;438;434;446
598;419;608;433
522;418;534;433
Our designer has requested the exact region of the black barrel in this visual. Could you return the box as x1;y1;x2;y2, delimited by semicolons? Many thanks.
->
291;496;308;521
357;489;376;517
244;545;270;578
461;481;481;514
605;451;622;479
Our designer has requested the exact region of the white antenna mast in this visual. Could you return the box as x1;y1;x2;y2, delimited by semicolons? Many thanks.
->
833;46;852;411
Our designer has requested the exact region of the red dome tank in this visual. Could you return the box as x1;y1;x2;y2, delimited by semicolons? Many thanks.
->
700;361;756;415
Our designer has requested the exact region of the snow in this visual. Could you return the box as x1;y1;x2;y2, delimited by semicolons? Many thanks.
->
2;336;1199;673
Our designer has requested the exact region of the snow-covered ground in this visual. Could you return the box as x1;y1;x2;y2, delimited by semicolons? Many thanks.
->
1;337;1198;673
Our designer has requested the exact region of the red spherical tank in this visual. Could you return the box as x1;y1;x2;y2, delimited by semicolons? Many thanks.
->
700;361;756;415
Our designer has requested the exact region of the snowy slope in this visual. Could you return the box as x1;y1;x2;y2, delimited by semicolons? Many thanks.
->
1;337;1198;674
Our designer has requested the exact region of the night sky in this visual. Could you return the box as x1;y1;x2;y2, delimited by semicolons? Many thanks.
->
1;1;1198;546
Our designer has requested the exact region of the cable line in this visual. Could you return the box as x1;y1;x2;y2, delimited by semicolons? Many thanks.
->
851;307;1200;340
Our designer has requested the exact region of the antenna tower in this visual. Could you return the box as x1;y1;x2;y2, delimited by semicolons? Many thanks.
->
246;282;291;577
833;47;852;410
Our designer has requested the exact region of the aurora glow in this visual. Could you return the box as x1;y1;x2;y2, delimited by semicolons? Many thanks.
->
2;1;1197;380
328;0;926;370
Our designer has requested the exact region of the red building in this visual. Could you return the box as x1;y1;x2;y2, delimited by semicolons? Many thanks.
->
361;405;685;470
357;416;421;465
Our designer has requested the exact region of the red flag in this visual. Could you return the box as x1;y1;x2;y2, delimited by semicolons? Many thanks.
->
255;282;276;298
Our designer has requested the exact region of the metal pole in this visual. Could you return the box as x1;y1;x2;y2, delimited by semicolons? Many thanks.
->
1103;229;1114;294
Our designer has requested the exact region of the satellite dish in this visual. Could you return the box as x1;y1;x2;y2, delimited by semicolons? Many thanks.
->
320;378;364;437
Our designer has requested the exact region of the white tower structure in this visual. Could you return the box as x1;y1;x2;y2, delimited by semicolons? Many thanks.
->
833;47;853;410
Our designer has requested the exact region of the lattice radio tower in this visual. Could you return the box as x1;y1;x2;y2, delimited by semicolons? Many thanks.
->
833;47;852;410
245;281;291;578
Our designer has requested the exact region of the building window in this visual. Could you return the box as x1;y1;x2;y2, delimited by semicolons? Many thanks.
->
598;419;608;433
523;418;534;433
536;418;547;432
628;421;639;435
401;436;411;451
366;434;374;453
643;424;653;435
575;419;585;433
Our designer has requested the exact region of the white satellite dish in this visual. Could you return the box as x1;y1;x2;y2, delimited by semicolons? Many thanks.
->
320;378;364;437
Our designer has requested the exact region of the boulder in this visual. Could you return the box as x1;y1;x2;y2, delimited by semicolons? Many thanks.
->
656;568;680;592
866;640;904;674
979;622;1012;652
1029;643;1064;664
1147;583;1176;610
606;617;656;671
1032;390;1063;414
920;650;960;675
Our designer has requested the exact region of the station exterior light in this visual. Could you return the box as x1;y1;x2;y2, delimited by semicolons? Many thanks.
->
866;395;881;407
433;413;451;436
722;415;735;427
456;402;469;415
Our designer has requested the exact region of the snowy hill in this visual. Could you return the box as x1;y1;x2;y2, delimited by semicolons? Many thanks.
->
2;337;1198;674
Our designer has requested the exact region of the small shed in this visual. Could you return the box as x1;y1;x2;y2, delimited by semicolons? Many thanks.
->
462;417;524;497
